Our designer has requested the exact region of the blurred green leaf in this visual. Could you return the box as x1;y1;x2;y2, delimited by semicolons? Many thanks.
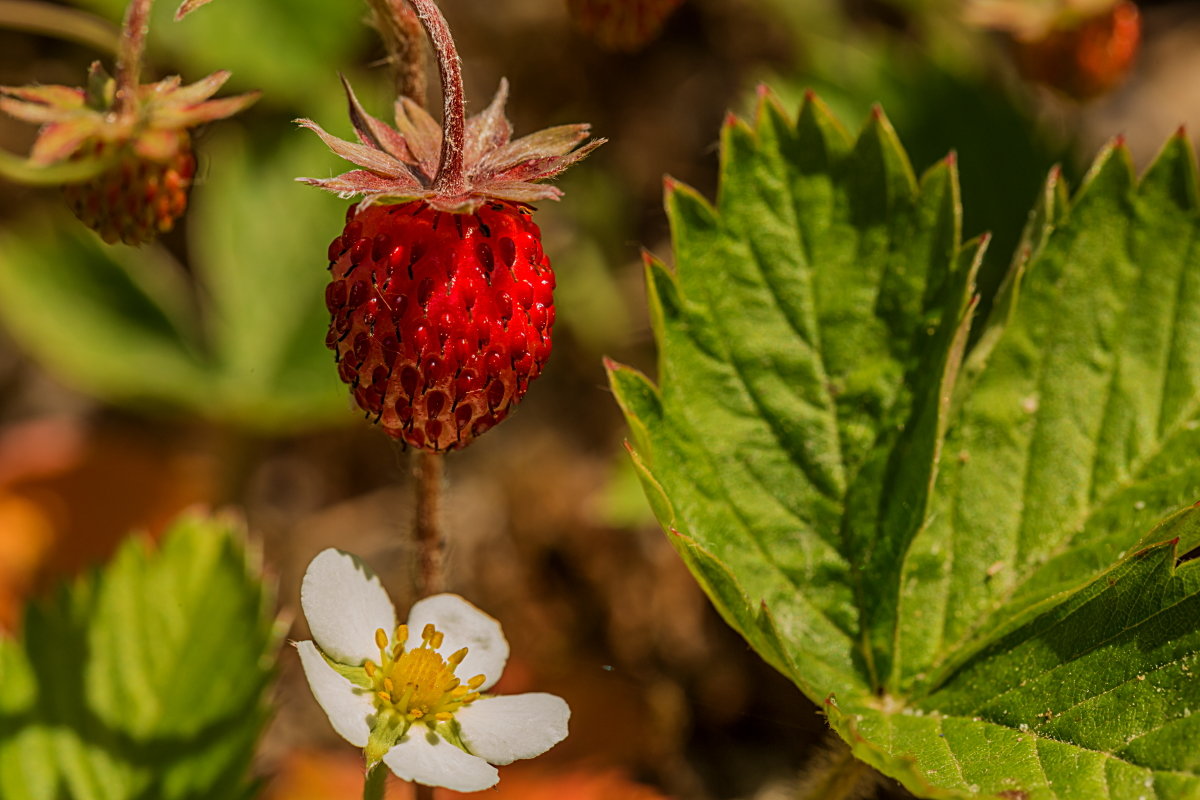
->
190;132;349;430
609;92;1200;798
0;225;211;405
0;134;349;432
69;0;366;107
0;511;280;800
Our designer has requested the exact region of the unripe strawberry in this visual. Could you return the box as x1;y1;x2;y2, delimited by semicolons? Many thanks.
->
300;77;602;450
326;200;555;451
0;63;257;245
567;0;685;51
63;136;196;245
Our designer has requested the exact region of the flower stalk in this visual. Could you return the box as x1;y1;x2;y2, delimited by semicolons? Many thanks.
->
113;0;153;115
363;763;388;800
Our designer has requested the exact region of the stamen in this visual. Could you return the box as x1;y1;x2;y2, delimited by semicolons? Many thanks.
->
422;623;436;642
392;643;403;659
431;631;444;649
364;660;378;678
375;628;389;650
395;624;409;645
435;712;453;721
383;677;395;693
451;686;468;697
377;690;393;703
467;674;486;689
447;647;468;665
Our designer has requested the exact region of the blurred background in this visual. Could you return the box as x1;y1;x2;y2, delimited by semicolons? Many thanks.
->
0;0;1198;797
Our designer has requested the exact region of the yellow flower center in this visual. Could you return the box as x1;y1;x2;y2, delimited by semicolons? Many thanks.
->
365;622;486;724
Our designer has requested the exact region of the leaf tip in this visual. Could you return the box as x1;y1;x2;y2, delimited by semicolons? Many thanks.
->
1176;123;1189;140
722;110;739;130
943;149;957;167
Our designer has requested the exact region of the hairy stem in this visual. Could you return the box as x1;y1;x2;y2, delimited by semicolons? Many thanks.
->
406;0;466;196
414;450;445;594
795;736;878;800
363;763;388;800
0;0;119;53
366;0;427;106
113;0;153;115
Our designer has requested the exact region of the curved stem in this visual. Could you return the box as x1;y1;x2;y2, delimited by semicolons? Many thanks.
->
363;762;388;800
414;450;445;595
0;0;119;54
406;0;466;196
365;0;427;107
114;0;154;116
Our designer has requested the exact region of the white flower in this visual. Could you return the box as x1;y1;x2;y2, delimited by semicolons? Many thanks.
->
295;548;570;792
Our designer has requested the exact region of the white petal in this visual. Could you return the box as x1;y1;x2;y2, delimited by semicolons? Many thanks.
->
382;727;498;791
455;693;570;765
295;640;373;747
405;594;508;691
301;548;397;664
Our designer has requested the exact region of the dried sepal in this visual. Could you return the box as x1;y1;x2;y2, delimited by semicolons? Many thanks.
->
299;78;605;213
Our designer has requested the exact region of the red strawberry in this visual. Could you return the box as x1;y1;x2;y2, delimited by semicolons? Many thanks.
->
0;63;257;245
300;70;602;451
325;200;555;451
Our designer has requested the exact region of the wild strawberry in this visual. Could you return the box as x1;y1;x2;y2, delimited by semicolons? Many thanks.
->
0;56;257;244
325;200;554;450
299;0;603;451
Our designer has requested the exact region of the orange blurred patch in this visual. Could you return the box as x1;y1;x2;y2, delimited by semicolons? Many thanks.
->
265;748;671;800
0;416;217;631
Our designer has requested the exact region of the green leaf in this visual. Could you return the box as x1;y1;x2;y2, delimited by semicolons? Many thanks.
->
0;511;281;800
610;92;1200;798
0;223;211;406
829;539;1200;800
899;134;1200;693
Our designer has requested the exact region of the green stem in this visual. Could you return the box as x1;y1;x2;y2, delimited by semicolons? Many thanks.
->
0;0;119;53
0;147;116;185
363;762;388;800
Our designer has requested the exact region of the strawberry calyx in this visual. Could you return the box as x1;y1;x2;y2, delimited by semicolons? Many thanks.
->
299;79;603;214
0;62;259;171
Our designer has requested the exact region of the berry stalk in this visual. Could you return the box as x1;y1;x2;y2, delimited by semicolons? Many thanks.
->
415;450;445;594
405;0;466;198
